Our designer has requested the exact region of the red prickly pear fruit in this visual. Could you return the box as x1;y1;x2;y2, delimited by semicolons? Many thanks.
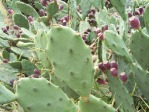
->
87;28;91;32
129;16;140;29
3;59;9;63
2;28;8;34
39;9;46;16
64;15;69;22
90;9;96;14
32;74;40;78
59;4;64;10
94;28;101;35
10;79;14;86
8;9;14;14
28;16;33;22
120;72;128;83
97;78;107;84
110;68;118;77
98;33;104;41
110;61;118;70
103;61;111;69
34;69;41;75
98;62;106;72
135;10;140;15
104;25;108;31
88;13;95;19
41;0;47;6
82;34;87;41
16;34;21;38
13;25;20;30
139;7;144;14
128;12;133;18
6;26;9;30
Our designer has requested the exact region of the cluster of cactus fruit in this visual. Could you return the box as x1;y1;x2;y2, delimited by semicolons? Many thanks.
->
0;0;149;112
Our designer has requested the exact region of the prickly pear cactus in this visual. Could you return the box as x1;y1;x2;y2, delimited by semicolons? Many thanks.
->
16;1;39;19
79;95;116;112
46;25;94;97
0;83;16;104
13;13;29;29
144;3;149;33
110;0;127;21
129;31;149;70
16;77;78;112
106;71;136;112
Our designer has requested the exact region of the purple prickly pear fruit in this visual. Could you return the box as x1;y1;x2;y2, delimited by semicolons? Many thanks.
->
103;24;108;31
110;61;118;70
97;78;107;84
6;26;9;30
3;59;9;63
98;33;104;41
82;34;87;41
64;15;69;22
84;31;89;34
87;28;91;32
28;16;33;22
16;34;21;38
90;9;96;14
13;25;20;30
110;68;118;77
139;7;144;14
10;79;14;86
8;9;14;14
135;10;140;15
48;0;53;2
129;16;140;29
39;9;46;16
34;69;41;75
98;62;106;72
2;28;8;34
94;28;101;35
77;5;81;13
103;61;111;69
41;0;47;6
120;72;128;83
128;12;133;18
59;4;64;10
32;74;40;78
88;13;95;19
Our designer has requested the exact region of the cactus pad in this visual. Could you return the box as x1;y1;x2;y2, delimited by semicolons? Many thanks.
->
46;25;94;97
16;77;78;112
129;31;149;70
79;95;116;112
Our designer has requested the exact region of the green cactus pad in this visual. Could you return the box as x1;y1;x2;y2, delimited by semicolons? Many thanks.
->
104;30;132;62
13;13;29;29
46;25;94;97
144;3;149;33
132;63;149;102
0;83;16;104
47;1;59;19
21;59;37;76
0;63;18;84
16;1;39;19
34;31;51;68
106;71;136;112
79;95;116;112
110;0;127;21
80;0;91;20
68;0;78;29
51;75;79;99
16;77;78;112
129;31;149;70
